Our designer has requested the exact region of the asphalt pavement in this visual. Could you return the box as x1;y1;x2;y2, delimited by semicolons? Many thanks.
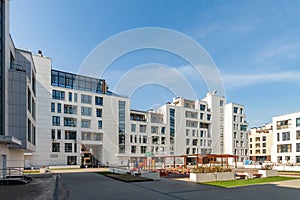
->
1;170;300;200
59;172;300;200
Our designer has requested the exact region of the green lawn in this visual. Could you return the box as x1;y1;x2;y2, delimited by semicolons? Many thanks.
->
202;176;298;188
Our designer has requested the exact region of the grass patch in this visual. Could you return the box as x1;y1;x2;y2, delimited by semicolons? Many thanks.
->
202;176;298;188
97;171;114;176
24;170;40;174
279;171;300;175
97;172;153;182
50;168;81;170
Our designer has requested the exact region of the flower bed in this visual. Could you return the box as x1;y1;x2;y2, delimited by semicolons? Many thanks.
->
190;166;234;183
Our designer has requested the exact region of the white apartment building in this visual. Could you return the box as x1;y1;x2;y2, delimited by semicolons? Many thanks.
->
128;110;167;166
126;94;248;167
1;0;250;168
272;112;300;164
29;59;249;168
249;123;273;162
30;54;130;167
224;103;249;162
1;0;36;171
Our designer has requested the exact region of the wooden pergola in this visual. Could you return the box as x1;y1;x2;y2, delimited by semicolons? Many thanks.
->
162;154;238;168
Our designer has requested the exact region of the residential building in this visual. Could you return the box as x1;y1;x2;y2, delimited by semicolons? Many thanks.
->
272;112;300;164
1;0;249;168
0;0;36;170
30;55;130;167
249;123;273;162
128;110;167;166
224;103;249;162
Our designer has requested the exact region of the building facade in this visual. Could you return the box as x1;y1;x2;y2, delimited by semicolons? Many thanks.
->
272;112;300;164
0;0;36;170
1;0;249;168
30;60;249;167
30;54;130;167
224;103;249;162
249;123;273;162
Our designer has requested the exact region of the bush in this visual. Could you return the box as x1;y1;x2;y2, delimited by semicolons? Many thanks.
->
190;166;232;173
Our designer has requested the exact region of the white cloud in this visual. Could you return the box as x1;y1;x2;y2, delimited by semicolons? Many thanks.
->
260;43;299;60
223;71;300;89
197;24;221;38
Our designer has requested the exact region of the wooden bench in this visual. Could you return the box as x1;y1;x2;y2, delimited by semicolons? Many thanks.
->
252;173;262;178
236;174;247;180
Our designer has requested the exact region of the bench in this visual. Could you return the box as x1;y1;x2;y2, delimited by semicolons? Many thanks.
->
252;173;262;178
236;174;247;180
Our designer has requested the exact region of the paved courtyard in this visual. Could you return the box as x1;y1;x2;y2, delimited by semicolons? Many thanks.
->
1;171;300;200
59;172;300;200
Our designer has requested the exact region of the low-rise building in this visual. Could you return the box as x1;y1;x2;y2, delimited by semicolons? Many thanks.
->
272;112;300;164
249;123;273;162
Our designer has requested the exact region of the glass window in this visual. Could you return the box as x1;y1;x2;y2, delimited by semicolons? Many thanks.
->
207;114;211;121
28;89;31;112
262;136;266;141
69;92;72;102
297;131;300;140
67;156;77;165
152;136;159;144
64;105;77;114
64;117;77;127
74;93;78;102
51;129;55;140
151;126;158;134
297;143;300;152
297;118;300;127
220;100;224;106
65;130;77;140
81;119;91;128
81;106;92;116
192;139;198;145
57;130;61;139
131;146;136;153
65;143;72;152
74;143;77;153
52;143;60;152
51;70;59;86
282;132;290;141
200;104;206;111
81;94;92;104
161;127;165;134
277;144;292;153
142;136;147;144
96;108;102;117
161;137;166;144
95;96;103;106
170;109;175;137
52;116;60;126
297;156;300;163
51;102;55;112
57;103;61;113
52;90;65;100
233;107;238;113
240;125;248;131
139;125;146;132
141;146;147;154
98;120;102;129
131;124;136;132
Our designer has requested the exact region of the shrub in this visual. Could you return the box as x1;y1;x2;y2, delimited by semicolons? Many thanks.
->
190;166;232;173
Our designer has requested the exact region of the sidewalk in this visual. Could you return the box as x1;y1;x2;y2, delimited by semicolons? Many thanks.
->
270;178;300;189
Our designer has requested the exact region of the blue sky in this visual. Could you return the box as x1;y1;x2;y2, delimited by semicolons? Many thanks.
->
10;0;300;127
